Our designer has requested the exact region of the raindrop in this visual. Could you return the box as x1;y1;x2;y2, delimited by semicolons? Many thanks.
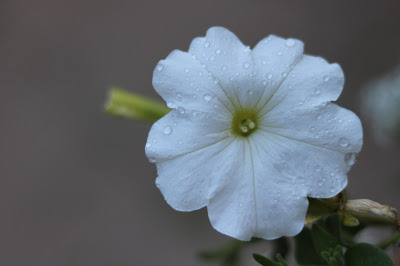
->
163;126;172;135
204;41;210;48
156;64;164;71
267;73;273;79
338;137;349;147
285;39;296;47
203;94;212;101
215;49;221;55
145;142;152;148
323;75;330;82
243;62;250;69
178;107;185;114
344;152;357;166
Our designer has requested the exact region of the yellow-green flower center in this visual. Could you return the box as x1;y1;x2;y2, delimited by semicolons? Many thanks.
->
232;109;258;137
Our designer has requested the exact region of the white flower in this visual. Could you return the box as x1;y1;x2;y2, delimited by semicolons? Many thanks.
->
360;66;400;146
146;27;363;240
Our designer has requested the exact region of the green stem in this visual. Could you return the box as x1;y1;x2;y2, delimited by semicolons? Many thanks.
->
105;87;170;122
377;231;400;250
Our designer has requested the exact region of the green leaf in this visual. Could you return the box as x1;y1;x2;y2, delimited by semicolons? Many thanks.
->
311;223;340;255
344;243;394;266
320;245;345;266
252;253;284;266
295;227;325;265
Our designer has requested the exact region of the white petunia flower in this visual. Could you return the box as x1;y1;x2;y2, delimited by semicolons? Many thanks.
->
146;27;363;240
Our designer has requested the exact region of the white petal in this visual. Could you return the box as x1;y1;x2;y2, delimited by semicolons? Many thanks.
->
262;103;363;154
155;136;239;212
207;138;308;240
188;27;255;109
256;55;344;115
248;35;304;112
206;139;255;240
257;104;362;198
153;50;232;114
146;109;230;163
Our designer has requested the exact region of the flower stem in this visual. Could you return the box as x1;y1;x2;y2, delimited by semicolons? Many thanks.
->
376;231;400;250
104;87;170;122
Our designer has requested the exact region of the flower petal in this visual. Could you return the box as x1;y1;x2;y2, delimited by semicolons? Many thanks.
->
146;109;230;163
257;104;362;198
256;55;344;115
207;138;308;240
155;136;239;212
188;27;255;109
153;50;233;115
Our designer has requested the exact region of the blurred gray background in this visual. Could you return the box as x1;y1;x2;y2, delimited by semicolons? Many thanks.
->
1;0;400;265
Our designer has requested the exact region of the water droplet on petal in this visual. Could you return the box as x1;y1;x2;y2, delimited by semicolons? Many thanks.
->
156;64;164;71
323;75;330;82
145;142;152;148
178;107;185;114
315;89;320;95
267;73;273;79
163;126;172;135
344;152;357;166
204;41;210;48
215;49;221;55
203;94;212;101
243;62;250;69
285;39;296;47
282;72;287;78
339;137;349;147
184;68;189;73
222;65;227;70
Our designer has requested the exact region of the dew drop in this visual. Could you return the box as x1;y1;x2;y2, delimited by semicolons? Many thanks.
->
344;152;357;166
163;126;172;135
178;107;185;114
203;94;212;101
215;49;221;55
267;73;273;79
204;41;210;48
323;75;330;82
338;137;349;147
285;39;296;47
145;142;152;148
156;64;164;71
243;62;250;69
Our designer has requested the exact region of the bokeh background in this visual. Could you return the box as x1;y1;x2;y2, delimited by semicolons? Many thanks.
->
1;0;400;265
